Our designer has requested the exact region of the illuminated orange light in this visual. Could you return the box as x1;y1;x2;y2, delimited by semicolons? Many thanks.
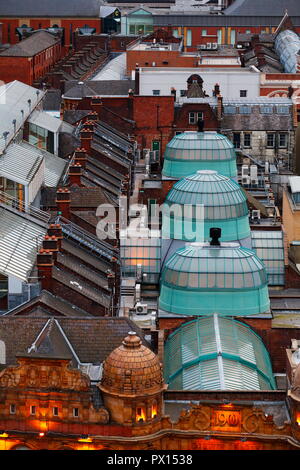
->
0;433;8;438
151;403;158;419
136;407;146;423
39;432;45;437
78;437;93;443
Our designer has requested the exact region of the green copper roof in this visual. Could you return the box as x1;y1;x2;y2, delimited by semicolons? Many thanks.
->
164;315;276;391
162;170;250;242
162;131;237;179
159;242;270;316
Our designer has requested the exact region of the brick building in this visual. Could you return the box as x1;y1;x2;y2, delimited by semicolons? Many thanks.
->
0;31;62;85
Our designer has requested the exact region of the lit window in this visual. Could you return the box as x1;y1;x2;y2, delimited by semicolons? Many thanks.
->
240;90;247;97
10;404;16;414
152;90;160;96
136;406;146;423
30;405;36;415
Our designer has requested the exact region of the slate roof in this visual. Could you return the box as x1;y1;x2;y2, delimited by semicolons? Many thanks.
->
153;15;300;27
0;316;148;366
63;79;135;99
0;0;102;17
0;31;60;57
224;0;300;16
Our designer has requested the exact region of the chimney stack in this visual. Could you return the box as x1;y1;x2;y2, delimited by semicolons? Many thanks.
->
80;128;93;153
37;249;54;291
69;162;82;187
74;148;87;169
91;96;103;120
47;224;63;249
56;188;71;220
42;236;59;261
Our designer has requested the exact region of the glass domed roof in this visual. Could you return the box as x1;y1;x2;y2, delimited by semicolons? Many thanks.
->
162;170;250;242
162;131;237;179
275;29;300;73
159;242;270;316
164;315;276;391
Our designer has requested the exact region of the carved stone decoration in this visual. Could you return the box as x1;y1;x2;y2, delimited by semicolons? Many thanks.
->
98;407;109;424
290;363;300;401
242;412;260;433
0;367;19;388
193;410;211;431
27;366;39;387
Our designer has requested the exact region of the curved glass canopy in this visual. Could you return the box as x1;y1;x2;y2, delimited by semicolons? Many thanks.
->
162;170;250;242
159;242;270;316
164;315;276;391
162;131;237;179
275;29;300;73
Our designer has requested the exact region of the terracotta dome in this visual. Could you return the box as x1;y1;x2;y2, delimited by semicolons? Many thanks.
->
99;332;164;397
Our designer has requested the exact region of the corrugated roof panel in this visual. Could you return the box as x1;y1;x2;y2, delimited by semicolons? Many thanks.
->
0;142;44;185
28;110;62;133
0;207;47;281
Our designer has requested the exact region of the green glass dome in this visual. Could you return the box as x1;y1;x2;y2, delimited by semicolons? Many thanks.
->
162;170;250;242
164;315;276;391
159;242;270;316
162;131;237;179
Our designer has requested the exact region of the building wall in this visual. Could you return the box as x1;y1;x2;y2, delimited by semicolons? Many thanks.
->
0;18;101;47
282;189;300;244
139;69;260;99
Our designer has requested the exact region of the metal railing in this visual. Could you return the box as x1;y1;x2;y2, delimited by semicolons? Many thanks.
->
0;190;50;224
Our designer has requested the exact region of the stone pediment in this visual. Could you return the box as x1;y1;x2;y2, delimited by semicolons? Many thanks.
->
0;355;90;391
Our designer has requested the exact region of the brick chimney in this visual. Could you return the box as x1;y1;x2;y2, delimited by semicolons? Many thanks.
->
217;94;223;121
91;96;103;120
37;249;54;291
80;128;93;153
56;188;71;220
74;148;87;169
85;111;99;122
42;235;59;261
134;64;140;95
47;224;63;249
69;162;82;187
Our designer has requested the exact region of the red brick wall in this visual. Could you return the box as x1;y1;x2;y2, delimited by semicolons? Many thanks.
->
127;49;195;74
0;56;32;84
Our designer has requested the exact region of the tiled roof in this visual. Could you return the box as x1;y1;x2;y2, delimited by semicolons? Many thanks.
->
0;0;102;17
0;31;60;57
63;79;135;99
0;316;148;366
224;0;299;16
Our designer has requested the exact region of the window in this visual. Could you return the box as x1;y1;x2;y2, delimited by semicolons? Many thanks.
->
189;111;203;124
244;133;251;148
202;29;207;36
186;30;192;47
224;106;236;114
233;133;241;149
260;106;273;114
10;404;16;414
245;30;251;34
180;90;186;97
267;133;275;148
277;106;289;114
239;106;251;114
53;407;59;417
73;407;79;418
152;90;160;96
173;29;179;38
217;29;222;44
279;133;288;148
240;90;247;97
30;405;36;415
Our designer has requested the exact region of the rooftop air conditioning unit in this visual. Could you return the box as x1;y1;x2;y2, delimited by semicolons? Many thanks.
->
135;302;148;315
200;44;207;50
242;165;249;177
252;209;260;220
212;42;218;50
242;176;250;185
206;43;212;49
